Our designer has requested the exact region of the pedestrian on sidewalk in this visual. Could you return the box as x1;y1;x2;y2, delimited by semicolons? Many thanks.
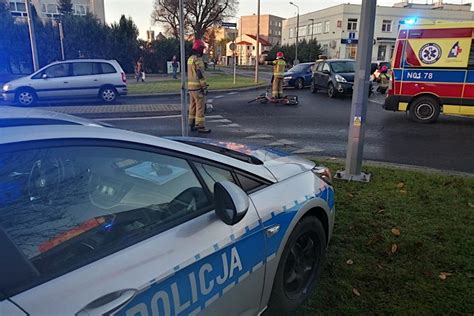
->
188;39;211;133
171;55;179;79
136;57;145;82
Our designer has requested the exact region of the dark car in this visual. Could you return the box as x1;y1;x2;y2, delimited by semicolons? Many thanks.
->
283;62;314;89
311;59;357;98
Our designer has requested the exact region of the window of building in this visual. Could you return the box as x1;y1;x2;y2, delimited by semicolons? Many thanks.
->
9;1;26;12
346;45;357;59
324;21;330;33
298;26;306;36
377;45;387;61
390;45;395;59
46;3;57;14
382;20;392;32
289;28;295;38
314;22;322;34
347;18;357;31
279;22;282;27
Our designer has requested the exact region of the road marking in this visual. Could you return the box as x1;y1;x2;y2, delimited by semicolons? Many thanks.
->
208;119;232;123
369;99;385;105
218;123;241;128
245;134;274;139
227;92;238;95
99;114;182;121
207;99;214;103
99;114;223;122
214;95;224;99
267;139;296;146
292;146;325;154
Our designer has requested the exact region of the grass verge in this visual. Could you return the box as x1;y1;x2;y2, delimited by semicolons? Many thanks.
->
128;73;265;94
300;163;474;314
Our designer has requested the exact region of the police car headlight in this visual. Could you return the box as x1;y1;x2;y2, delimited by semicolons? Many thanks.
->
284;76;292;80
2;84;12;92
335;74;347;83
312;166;332;185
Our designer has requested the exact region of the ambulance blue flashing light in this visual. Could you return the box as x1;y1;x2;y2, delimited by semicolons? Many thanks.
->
402;18;418;25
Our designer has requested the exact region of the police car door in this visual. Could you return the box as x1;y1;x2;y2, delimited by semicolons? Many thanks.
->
0;141;266;316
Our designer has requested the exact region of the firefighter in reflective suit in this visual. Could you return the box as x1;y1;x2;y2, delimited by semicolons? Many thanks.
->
188;39;211;133
272;51;286;99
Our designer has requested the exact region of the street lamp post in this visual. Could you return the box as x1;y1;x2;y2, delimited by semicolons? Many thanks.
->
255;0;260;83
309;18;314;60
178;0;188;136
25;0;39;71
289;2;299;65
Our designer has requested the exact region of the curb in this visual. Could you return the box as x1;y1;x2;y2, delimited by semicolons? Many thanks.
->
307;155;474;178
125;85;267;99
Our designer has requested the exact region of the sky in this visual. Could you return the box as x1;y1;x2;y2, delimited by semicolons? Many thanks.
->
104;0;472;39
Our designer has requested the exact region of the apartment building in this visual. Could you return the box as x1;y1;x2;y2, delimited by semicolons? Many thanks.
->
239;14;284;47
282;1;474;62
8;0;105;23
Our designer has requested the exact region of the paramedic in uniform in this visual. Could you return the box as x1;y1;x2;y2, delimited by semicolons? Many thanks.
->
272;51;286;99
188;39;211;133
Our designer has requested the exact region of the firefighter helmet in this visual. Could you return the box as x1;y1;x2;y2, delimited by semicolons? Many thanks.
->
192;39;206;53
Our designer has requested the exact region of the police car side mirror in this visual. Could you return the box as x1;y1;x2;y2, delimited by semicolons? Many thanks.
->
214;181;249;226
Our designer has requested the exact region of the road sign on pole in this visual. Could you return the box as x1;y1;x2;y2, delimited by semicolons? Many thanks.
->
221;22;237;28
335;0;377;182
178;0;188;137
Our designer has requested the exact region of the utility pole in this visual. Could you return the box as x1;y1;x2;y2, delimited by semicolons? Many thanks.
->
255;0;260;83
58;19;65;60
25;0;39;71
290;2;299;65
335;0;377;182
178;0;188;136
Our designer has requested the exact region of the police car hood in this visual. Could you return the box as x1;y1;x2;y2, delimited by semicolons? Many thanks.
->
169;137;315;181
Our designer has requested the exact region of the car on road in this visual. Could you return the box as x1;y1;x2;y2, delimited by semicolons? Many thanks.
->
283;62;314;89
2;59;128;107
0;112;335;316
311;59;356;98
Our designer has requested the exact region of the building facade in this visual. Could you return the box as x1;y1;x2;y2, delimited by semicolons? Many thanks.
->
281;1;474;62
239;14;284;47
225;34;272;66
8;0;105;23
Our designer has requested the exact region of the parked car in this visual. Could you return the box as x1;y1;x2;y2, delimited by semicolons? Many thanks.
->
0;111;335;316
311;59;356;98
2;59;127;106
283;62;314;89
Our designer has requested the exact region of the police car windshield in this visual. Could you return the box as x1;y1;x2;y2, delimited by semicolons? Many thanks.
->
331;61;355;73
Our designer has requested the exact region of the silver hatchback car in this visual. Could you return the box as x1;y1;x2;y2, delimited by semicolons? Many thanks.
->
0;114;335;316
2;59;128;106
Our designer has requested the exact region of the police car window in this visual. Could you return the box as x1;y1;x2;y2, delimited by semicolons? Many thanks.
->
194;163;236;194
0;146;210;294
236;173;265;193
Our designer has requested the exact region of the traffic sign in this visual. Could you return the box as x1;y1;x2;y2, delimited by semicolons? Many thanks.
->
221;22;237;28
229;43;236;51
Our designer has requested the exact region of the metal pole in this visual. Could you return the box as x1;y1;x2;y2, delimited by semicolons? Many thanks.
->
255;0;260;83
335;0;377;182
233;31;236;84
178;0;188;136
25;0;39;71
290;2;299;65
59;20;65;60
311;19;314;41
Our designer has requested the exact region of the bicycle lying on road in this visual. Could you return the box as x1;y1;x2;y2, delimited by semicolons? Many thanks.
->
248;88;299;106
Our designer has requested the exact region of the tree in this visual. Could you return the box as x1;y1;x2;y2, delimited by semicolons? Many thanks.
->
151;0;237;39
110;15;140;73
267;39;322;65
57;0;73;14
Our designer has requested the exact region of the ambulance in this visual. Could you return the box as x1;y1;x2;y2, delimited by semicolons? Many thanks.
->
383;20;474;123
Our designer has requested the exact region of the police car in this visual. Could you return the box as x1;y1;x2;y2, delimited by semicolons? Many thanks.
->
0;111;335;316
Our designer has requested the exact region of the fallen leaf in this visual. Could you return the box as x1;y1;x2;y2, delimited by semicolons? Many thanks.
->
391;244;398;254
347;193;354;198
439;272;453;280
396;182;405;189
391;228;401;237
346;259;354;265
376;209;385;214
352;288;361;297
376;264;384;270
468;202;474;208
400;189;407;194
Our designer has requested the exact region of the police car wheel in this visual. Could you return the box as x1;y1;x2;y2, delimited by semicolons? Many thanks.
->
266;216;326;315
409;97;440;123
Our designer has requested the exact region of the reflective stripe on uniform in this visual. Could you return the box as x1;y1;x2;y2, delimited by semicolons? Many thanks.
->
188;55;206;90
273;59;286;79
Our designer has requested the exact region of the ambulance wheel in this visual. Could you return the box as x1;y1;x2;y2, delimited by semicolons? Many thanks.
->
409;97;440;123
265;216;326;316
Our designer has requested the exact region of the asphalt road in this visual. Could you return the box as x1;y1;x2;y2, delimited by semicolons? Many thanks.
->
99;88;474;174
3;86;473;173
